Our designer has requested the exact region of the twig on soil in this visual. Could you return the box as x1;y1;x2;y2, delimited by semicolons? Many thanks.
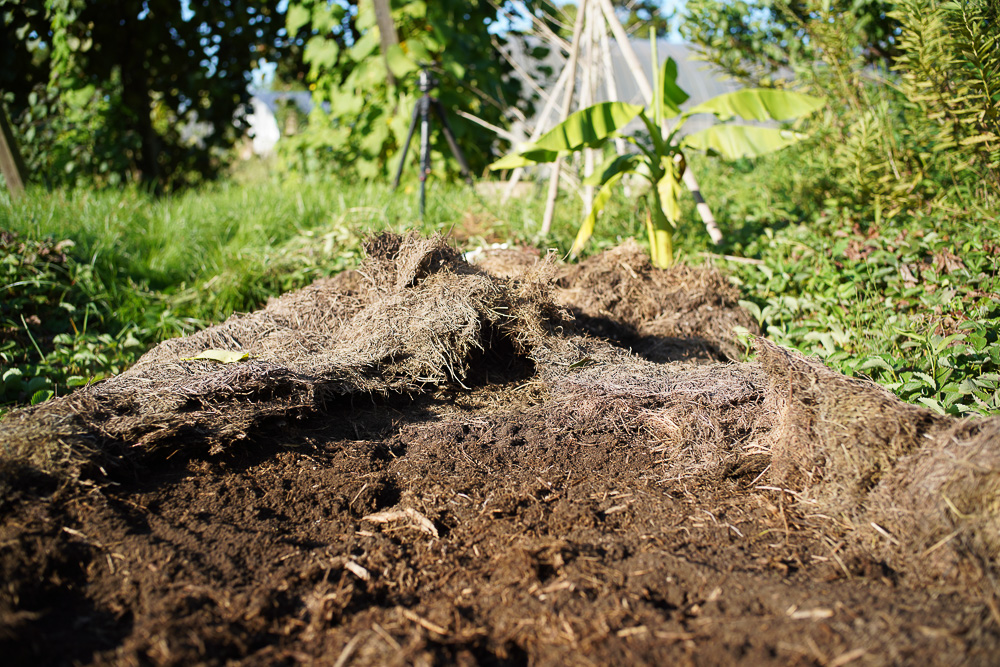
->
362;508;439;537
869;521;901;546
332;633;367;667
828;648;868;667
344;560;371;581
349;483;369;509
371;622;401;651
824;537;853;580
616;626;648;638
750;464;771;487
786;605;834;620
402;608;448;636
919;530;960;558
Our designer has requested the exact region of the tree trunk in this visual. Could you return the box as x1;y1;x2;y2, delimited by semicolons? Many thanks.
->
121;13;160;189
0;103;27;197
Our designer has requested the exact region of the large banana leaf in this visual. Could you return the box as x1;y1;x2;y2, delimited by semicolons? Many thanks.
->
570;171;626;257
681;125;808;160
583;153;644;186
488;148;560;171
683;89;825;122
534;102;644;152
660;57;689;117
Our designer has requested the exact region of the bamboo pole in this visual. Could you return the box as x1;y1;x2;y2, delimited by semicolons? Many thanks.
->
500;60;572;203
492;35;549;102
596;0;652;103
580;2;598;213
599;22;627;158
684;169;723;243
539;0;587;235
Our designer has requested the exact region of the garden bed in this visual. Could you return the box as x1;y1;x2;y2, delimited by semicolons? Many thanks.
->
1;234;997;665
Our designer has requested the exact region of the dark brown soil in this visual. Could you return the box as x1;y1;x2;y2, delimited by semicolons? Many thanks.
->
2;236;998;666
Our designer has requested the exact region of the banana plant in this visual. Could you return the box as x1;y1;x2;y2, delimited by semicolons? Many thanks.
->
489;39;825;268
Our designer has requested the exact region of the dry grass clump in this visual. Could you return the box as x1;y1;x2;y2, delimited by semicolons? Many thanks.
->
550;358;771;479
865;417;1000;586
553;240;759;362
465;245;542;279
757;338;946;510
0;233;764;481
0;233;543;476
263;270;369;331
754;337;1000;586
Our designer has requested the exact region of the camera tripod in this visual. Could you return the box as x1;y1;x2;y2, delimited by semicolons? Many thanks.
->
392;66;474;220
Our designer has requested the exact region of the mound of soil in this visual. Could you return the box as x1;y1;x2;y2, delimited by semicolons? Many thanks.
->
2;234;998;666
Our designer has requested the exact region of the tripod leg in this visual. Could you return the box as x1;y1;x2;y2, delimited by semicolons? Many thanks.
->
419;96;430;220
392;101;422;190
429;99;474;185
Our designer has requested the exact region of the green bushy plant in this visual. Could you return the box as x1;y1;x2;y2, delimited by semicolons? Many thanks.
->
725;214;1000;417
682;0;1000;217
0;231;147;409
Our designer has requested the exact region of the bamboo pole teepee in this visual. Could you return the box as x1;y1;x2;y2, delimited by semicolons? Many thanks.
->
508;0;723;244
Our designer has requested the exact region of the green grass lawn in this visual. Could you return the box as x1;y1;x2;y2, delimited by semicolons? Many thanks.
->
2;156;998;416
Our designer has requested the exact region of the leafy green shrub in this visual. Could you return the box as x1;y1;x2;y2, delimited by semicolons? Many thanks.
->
682;0;1000;217
725;217;1000;416
5;84;140;188
0;231;146;410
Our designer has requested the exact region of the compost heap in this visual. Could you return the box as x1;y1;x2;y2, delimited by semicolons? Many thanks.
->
1;233;998;666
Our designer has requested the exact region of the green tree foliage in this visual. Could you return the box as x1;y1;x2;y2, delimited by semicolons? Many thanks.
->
681;0;898;86
1;0;286;190
681;0;1000;215
280;0;531;179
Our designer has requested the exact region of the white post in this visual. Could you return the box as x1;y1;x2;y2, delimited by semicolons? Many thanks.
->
597;0;653;103
500;58;573;203
580;2;598;213
540;0;587;236
599;23;627;158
